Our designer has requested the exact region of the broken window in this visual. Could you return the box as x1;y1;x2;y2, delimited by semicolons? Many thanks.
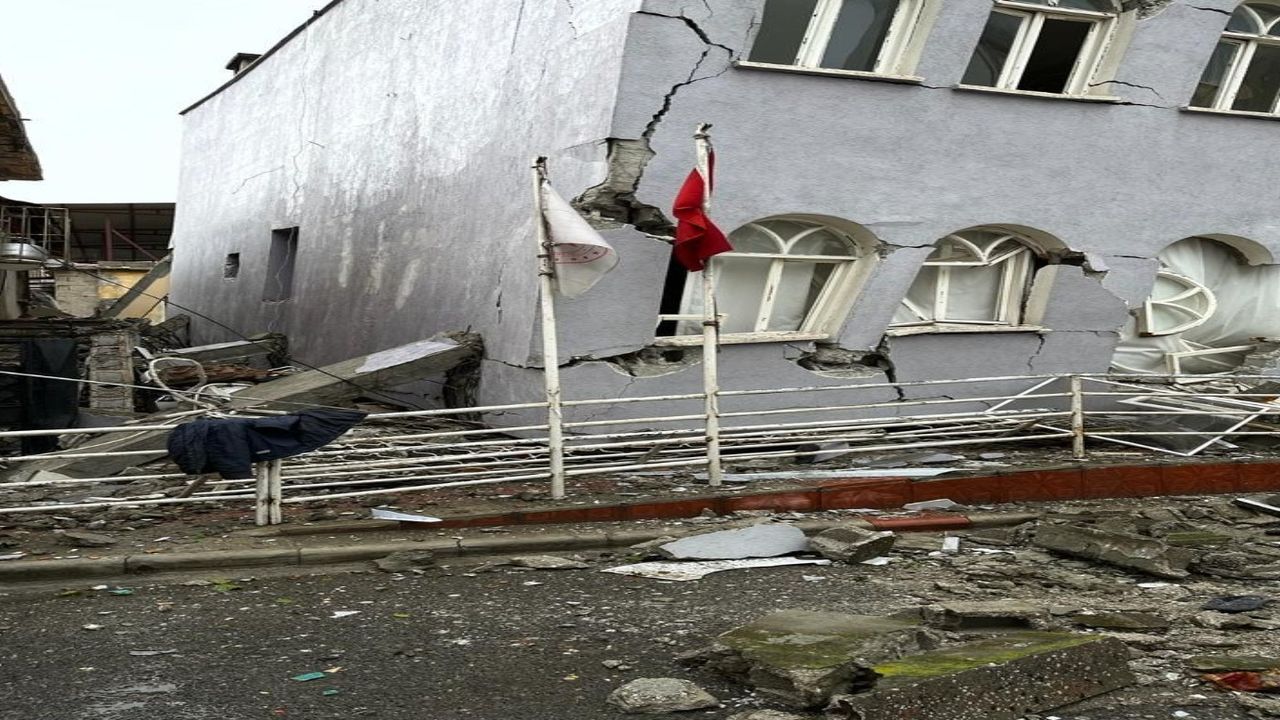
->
746;0;930;75
1190;3;1280;114
891;230;1040;329
1112;237;1280;378
656;218;873;344
263;227;298;302
961;0;1120;95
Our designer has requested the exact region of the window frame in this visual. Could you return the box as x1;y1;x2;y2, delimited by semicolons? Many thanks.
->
745;0;931;77
961;0;1119;96
1191;3;1280;114
654;219;875;346
890;231;1042;332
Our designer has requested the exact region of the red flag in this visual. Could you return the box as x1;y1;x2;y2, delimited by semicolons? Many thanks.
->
672;151;732;272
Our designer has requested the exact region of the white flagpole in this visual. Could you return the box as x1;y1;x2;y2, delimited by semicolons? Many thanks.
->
531;157;566;499
694;124;723;487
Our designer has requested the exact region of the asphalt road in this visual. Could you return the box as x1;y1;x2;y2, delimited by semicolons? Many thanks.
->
0;552;1260;720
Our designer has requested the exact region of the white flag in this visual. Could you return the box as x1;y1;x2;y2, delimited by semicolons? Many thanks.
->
541;182;618;298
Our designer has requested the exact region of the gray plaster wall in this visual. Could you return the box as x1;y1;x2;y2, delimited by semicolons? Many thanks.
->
171;0;643;368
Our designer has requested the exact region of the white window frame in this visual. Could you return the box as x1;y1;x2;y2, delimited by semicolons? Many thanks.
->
964;0;1119;96
654;220;873;346
1136;271;1218;337
1192;3;1280;113
890;231;1039;331
747;0;929;76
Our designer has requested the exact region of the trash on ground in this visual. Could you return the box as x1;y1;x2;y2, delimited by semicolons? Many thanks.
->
721;468;958;483
290;672;328;682
330;610;360;619
507;555;590;570
129;649;178;656
658;523;808;560
1234;496;1280;518
371;508;441;523
1201;595;1271;613
603;557;831;582
1201;670;1280;693
0;552;25;561
903;498;961;512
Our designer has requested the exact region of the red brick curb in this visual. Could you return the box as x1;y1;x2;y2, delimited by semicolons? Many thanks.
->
424;461;1279;530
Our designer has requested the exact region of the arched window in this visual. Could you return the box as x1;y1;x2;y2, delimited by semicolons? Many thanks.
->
892;229;1042;328
746;0;931;76
656;218;873;343
961;0;1122;95
1191;2;1280;113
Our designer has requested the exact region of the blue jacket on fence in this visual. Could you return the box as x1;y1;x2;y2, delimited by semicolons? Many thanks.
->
166;409;367;479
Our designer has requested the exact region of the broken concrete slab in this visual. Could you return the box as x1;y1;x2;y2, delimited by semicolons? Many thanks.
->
1202;595;1272;613
921;600;1049;631
373;550;436;573
1069;612;1171;631
1032;523;1193;579
658;523;808;560
14;332;481;479
1186;655;1280;672
825;633;1134;720
809;526;896;564
603;558;830;582
606;678;718;714
726;712;807;720
57;531;117;548
693;610;943;708
507;555;590;570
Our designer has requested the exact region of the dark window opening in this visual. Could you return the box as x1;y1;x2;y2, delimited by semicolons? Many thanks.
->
820;0;902;72
263;227;298;302
655;252;689;337
962;12;1021;86
223;252;240;279
1017;19;1092;93
748;0;820;64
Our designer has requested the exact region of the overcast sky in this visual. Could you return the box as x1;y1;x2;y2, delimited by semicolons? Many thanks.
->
0;0;321;204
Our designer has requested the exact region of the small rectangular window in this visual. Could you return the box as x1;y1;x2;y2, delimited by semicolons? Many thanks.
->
223;253;240;279
1018;18;1092;93
263;228;298;302
747;0;923;75
820;0;902;72
961;2;1117;96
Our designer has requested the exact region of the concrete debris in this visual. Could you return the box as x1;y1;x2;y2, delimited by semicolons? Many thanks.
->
57;530;117;548
1031;523;1193;579
809;526;896;564
903;498;960;512
687;610;944;708
921;600;1049;631
1069;612;1171;631
1235;496;1280;518
507;555;590;570
658;523;808;560
1185;655;1280;672
605;678;718;714
1202;595;1272;613
1192;611;1280;631
373;550;436;573
603;558;831;582
726;712;808;720
825;633;1134;720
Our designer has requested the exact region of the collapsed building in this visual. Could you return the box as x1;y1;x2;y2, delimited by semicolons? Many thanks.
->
169;0;1280;425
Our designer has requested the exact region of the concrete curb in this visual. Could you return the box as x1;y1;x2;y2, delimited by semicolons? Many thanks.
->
0;512;1036;584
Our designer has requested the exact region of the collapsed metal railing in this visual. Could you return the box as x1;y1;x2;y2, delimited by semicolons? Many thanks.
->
2;373;1278;524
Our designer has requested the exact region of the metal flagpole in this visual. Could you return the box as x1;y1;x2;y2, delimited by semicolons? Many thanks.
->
694;124;724;487
531;157;567;499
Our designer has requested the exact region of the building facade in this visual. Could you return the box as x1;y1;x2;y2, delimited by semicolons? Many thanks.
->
171;0;1280;419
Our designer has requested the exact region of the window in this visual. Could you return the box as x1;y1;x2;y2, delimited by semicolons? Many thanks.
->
263;227;298;302
223;252;240;279
891;230;1041;329
1191;2;1280;113
656;218;872;343
962;0;1120;95
746;0;929;75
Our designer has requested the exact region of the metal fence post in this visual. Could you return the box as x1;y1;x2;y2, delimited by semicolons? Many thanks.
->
1070;375;1087;460
268;458;284;525
254;461;270;526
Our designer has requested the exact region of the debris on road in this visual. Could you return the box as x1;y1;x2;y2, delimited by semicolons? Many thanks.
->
1202;595;1271;613
921;600;1049;631
902;498;961;512
57;531;117;548
657;523;808;560
290;672;327;682
605;678;718;714
507;555;590;570
373;550;436;573
1202;669;1280;693
808;525;896;564
1032;522;1193;579
370;508;441;523
603;558;830;582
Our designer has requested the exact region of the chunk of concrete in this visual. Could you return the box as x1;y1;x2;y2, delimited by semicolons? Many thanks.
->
1032;523;1193;579
695;610;943;708
606;678;718;714
58;531;117;548
1186;655;1280;672
373;550;436;573
809;526;896;564
658;523;808;560
825;633;1134;720
922;600;1049;631
507;555;590;570
727;712;808;720
1069;612;1170;631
